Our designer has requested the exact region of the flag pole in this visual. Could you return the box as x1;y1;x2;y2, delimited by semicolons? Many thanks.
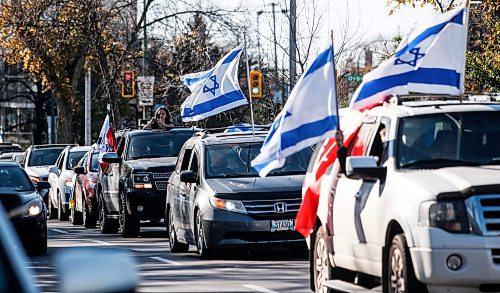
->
330;30;340;131
244;32;256;137
460;0;471;103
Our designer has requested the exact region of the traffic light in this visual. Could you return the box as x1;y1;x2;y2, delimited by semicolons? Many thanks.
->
249;71;262;98
122;71;135;98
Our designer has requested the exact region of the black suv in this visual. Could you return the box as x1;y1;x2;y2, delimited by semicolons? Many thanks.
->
166;131;312;258
99;128;198;237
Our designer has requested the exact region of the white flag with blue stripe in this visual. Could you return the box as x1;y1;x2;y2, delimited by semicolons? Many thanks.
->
350;6;467;110
251;46;339;177
180;45;247;122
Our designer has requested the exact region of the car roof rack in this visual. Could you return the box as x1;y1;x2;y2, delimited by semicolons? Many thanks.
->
390;93;500;106
31;144;78;149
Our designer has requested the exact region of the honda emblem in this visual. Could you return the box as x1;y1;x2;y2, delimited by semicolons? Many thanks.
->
274;202;287;213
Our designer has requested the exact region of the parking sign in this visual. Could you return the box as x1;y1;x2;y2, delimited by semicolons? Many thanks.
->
137;76;154;106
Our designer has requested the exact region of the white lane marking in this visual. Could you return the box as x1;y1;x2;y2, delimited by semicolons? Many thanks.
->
243;284;280;293
51;229;69;234
90;240;113;246
150;256;182;266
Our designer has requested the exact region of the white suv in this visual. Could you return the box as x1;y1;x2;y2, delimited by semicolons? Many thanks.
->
310;98;500;293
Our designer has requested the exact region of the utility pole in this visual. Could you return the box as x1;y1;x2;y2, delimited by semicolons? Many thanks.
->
84;68;91;146
256;11;263;69
142;0;148;121
289;0;297;95
50;94;55;144
271;3;278;88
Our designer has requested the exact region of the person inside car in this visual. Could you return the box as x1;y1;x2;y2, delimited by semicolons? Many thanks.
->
431;130;457;160
0;170;12;187
143;106;174;130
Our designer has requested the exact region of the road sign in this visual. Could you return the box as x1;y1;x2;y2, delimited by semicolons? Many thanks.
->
345;75;363;82
137;76;154;106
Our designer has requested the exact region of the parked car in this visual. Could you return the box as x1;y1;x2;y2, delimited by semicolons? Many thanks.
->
48;145;90;221
166;131;312;258
0;152;19;161
0;161;50;255
99;128;199;237
23;144;68;207
0;142;23;155
310;98;500;292
72;149;100;227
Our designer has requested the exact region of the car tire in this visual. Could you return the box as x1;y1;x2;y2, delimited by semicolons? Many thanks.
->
29;220;48;256
48;197;57;220
167;207;189;253
99;191;118;234
195;210;212;259
386;234;427;293
57;191;69;221
119;192;140;238
83;196;96;229
70;205;82;225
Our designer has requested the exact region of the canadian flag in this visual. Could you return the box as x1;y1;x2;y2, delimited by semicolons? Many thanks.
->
96;104;117;153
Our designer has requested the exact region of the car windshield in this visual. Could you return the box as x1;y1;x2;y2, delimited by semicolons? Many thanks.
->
0;166;34;191
27;148;64;167
128;131;195;160
67;151;87;170
397;111;500;169
205;142;312;178
90;153;99;172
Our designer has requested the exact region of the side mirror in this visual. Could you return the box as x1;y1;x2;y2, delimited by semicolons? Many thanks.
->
36;181;51;191
180;170;197;183
49;166;59;174
346;156;386;181
101;152;122;164
74;166;86;175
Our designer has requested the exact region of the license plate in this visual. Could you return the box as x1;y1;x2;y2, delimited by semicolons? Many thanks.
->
271;219;295;232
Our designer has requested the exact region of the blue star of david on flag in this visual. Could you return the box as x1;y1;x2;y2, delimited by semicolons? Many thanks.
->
394;47;425;67
202;75;219;96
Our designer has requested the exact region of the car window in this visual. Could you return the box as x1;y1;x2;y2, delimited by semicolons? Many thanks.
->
13;154;24;164
28;148;65;167
89;153;99;172
127;132;194;160
179;148;192;172
397;111;500;169
205;142;313;178
0;166;34;191
349;123;375;156
189;152;199;173
67;151;87;170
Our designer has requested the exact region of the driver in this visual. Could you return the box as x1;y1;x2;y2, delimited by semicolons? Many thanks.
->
0;170;12;187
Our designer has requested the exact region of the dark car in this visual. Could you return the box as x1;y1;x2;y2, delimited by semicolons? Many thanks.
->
166;131;312;258
0;142;23;155
72;149;100;228
99;128;199;237
0;162;50;255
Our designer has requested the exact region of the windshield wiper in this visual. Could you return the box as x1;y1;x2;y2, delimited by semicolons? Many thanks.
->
268;170;305;176
400;158;480;169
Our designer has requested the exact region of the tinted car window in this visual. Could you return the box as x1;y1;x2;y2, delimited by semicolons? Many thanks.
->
397;111;500;168
28;148;64;167
90;153;99;172
128;132;194;160
205;142;313;178
67;151;87;170
0;167;34;191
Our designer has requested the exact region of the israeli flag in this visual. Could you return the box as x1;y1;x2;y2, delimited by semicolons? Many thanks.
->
350;6;467;110
180;45;248;122
251;46;339;177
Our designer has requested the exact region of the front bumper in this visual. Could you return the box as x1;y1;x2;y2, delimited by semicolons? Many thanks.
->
202;208;304;248
410;227;500;291
11;212;47;246
125;188;166;220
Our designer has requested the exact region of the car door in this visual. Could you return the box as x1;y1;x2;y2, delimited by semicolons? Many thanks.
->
75;153;88;213
50;151;65;206
182;149;200;242
332;119;378;267
169;147;192;242
108;136;127;212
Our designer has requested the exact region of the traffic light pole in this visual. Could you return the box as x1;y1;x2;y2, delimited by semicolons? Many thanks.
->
143;0;148;121
244;33;256;136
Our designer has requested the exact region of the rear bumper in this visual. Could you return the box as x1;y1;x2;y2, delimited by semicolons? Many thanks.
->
125;188;166;220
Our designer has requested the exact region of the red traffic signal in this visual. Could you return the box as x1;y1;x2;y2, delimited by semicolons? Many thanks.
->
122;71;135;98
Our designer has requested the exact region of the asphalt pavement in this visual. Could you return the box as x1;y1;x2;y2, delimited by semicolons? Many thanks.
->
29;219;310;293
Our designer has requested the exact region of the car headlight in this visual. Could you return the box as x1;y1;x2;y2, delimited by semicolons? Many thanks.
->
419;200;469;233
29;176;40;184
9;199;44;218
209;197;247;214
132;173;152;189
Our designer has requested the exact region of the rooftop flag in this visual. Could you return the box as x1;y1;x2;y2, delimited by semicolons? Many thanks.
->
180;45;247;122
251;45;339;177
350;5;467;110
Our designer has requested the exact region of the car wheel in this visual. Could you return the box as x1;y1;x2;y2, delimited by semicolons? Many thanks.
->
48;197;57;220
99;191;118;234
119;192;140;238
167;208;189;253
195;210;212;258
83;196;96;228
313;226;332;293
386;234;426;293
57;191;68;221
70;205;82;225
29;220;48;256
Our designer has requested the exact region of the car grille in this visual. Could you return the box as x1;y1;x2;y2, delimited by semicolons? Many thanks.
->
466;194;500;236
241;193;302;220
155;181;168;190
492;249;500;265
153;172;171;180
